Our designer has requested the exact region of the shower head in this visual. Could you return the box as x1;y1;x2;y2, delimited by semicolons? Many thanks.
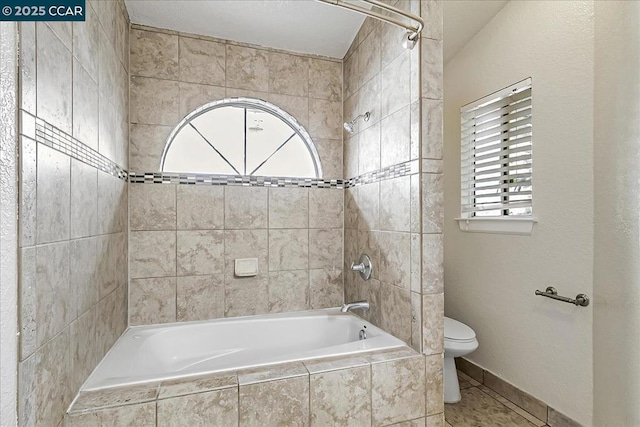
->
343;112;371;134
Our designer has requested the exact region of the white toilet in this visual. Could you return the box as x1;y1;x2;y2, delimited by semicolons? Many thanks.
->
444;317;479;403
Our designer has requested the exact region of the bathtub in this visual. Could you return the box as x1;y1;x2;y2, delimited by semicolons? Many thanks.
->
82;308;406;390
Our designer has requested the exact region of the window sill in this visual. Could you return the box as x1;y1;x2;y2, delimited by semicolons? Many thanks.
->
455;217;536;235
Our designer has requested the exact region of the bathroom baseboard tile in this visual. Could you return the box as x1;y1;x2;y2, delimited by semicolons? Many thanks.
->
478;385;546;427
547;406;583;427
454;357;483;384
483;370;547;422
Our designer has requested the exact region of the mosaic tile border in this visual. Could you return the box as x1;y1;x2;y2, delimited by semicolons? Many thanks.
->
345;159;419;188
21;111;128;181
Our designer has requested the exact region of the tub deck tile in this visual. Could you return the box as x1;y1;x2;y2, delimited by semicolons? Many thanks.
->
367;346;419;364
158;372;238;399
69;383;160;413
237;361;308;385
304;355;370;374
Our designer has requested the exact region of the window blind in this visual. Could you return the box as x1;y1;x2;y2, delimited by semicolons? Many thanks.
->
460;79;533;217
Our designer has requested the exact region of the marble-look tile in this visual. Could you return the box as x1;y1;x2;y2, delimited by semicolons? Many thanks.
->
129;123;173;171
380;51;410;119
426;414;444;427
483;371;548;422
70;237;99;316
159;372;237;399
37;23;72;134
96;234;116;298
114;233;128;288
380;176;411;232
268;51;308;97
422;99;443;159
269;187;308;228
72;60;99;150
359;121;381;175
477;386;546;427
69;308;98;393
238;361;308;385
179;36;225;86
393;418;428;427
356;230;381;283
71;382;160;412
268;270;309;313
36;144;70;244
19;136;36;247
304;355;369;375
65;402;156;427
411;174;420;233
72;5;100;82
177;185;224;230
409;233;421;294
226;44;269;91
422;159;443;174
380;16;406;69
309;268;343;309
343;47;359;100
343;93;359;136
345;188;358;230
371;355;426;426
309;59;341;101
95;285;126;358
225;186;268;229
411;291;422;352
379;283;412;344
309;229;343;269
456;358;484;384
130;28;178;80
422;173;444;233
309;98;342;139
130;76;180;125
18;352;36;427
239;375;309;427
158;388;238;427
19;248;36;360
70;160;97;239
420;38;443;100
98;29;120;109
269;229;309;271
379;232;411;290
224;229;269;277
98;94;117;162
410;100;420;160
266;93;309;128
367;347;418;364
19;22;37;113
130;183;176;231
459;371;481;388
357;182;379;230
358;25;381;85
130;277;177;325
35;242;71;346
130;230;176;278
177;230;224;276
310;365;371;426
309;188;344;229
177;274;224;321
444;387;537;427
421;0;443;41
426;354;444;416
178;81;226;117
224;274;269;317
344;133;359;179
35;327;72;426
422;233;444;294
314;138;343;180
358;74;381;132
547;407;579;427
422;293;444;355
381;104;411;168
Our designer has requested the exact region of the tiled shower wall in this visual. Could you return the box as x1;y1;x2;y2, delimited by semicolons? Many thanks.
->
16;2;130;426
343;0;445;421
128;25;345;325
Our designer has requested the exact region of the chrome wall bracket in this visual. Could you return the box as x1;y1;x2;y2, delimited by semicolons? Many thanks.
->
350;254;373;281
535;287;590;307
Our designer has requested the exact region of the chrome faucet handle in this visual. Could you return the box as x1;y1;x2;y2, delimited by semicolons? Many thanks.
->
350;262;365;272
350;254;372;281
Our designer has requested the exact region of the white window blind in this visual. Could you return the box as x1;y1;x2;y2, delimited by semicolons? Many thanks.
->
460;78;532;218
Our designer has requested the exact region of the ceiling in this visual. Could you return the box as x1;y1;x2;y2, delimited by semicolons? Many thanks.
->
124;0;508;61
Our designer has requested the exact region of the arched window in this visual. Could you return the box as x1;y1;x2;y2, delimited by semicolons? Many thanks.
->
161;98;322;178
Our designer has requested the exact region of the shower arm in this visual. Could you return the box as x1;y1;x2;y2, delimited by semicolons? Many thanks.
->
317;0;424;42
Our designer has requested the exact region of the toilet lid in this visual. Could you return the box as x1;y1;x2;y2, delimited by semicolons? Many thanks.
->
444;317;476;342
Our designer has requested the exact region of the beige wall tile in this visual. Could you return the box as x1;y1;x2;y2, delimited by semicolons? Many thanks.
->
420;38;443;100
177;230;224;276
129;124;173;171
129;184;176;231
309;188;344;229
426;414;444;427
35;242;71;346
225;274;269;317
395;417;428;427
226;44;269;91
411;291;422;351
309;98;342;139
266;93;309;129
426;354;444;416
269;187;309;229
72;60;99;149
371;355;426;426
309;229;343;269
70;159;98;239
358;25;381;85
130;76;180;125
98;93;117;162
268;51;309;97
378;231;411;290
224;229;269;277
421;0;443;41
422;173;443;233
96;235;116;298
422;293;444;355
345;188;358;230
70;309;98;393
36;145;70;244
177;185;224;230
309;59;341;101
130;230;176;278
359;122;381;174
19;136;37;247
314;138;342;180
179;36;225;86
380;176;411;232
130;277;177;325
422;233;443;294
130;28;179;80
380;19;406;69
225;186;268;229
310;366;371;426
177;274;224;321
72;5;100;82
239;376;310;426
66;402;156;426
381;104;411;168
380;52;411;119
158;388;238;426
268;270;309;312
379;282;412;344
178;81;226;117
158;372;237;399
35;328;72;426
422;99;443;160
269;229;309;271
19;248;36;360
358;75;381;131
70;237;99;317
343;48;359;100
309;268;343;309
344;134;359;179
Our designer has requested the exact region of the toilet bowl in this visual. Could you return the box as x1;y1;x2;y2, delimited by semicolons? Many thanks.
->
444;317;479;403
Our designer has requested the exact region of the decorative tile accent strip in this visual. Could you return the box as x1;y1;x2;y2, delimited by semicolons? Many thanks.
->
345;159;419;188
26;112;128;181
128;172;345;189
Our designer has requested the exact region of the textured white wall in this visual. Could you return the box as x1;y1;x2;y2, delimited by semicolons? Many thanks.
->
593;2;640;425
443;1;594;425
0;21;18;427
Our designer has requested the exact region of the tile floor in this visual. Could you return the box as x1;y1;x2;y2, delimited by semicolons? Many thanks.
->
445;371;549;427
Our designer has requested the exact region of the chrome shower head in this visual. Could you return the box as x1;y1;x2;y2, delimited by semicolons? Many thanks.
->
343;112;371;134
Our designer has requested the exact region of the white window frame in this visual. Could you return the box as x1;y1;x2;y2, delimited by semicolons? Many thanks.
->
455;78;536;235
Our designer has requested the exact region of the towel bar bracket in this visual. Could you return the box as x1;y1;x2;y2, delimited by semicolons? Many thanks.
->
535;287;590;307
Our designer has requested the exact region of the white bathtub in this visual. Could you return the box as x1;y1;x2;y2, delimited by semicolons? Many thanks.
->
82;308;405;390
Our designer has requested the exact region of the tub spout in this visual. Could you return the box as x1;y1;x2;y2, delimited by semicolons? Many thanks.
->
341;300;370;313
